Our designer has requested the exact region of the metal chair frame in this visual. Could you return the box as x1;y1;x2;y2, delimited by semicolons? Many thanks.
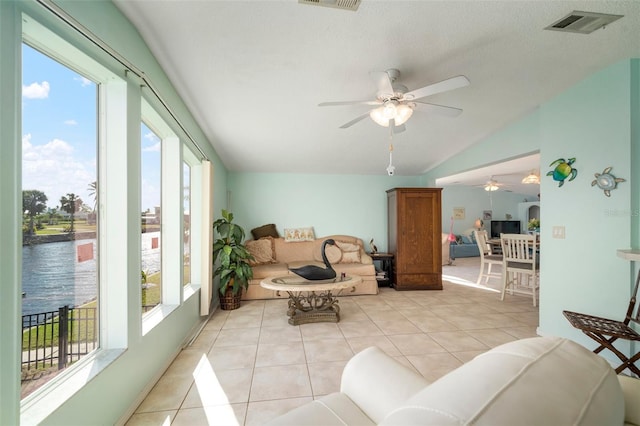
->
563;269;640;376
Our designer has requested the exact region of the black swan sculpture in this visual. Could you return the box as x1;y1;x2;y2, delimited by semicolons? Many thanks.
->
289;239;337;281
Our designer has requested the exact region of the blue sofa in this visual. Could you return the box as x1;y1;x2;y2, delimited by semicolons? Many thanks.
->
449;234;480;259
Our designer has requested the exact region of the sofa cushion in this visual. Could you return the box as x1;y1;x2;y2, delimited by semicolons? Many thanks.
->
380;337;624;425
460;235;473;245
313;242;342;264
246;238;276;265
333;263;376;277
249;263;290;280
336;241;361;263
251;223;279;240
284;227;315;242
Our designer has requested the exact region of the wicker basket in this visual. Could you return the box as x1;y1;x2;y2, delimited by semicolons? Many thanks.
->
220;288;242;310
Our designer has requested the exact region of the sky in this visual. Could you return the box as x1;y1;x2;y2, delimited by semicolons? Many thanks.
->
22;44;161;214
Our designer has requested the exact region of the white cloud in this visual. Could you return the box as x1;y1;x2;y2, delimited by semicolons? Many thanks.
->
22;134;95;208
22;81;50;99
75;76;93;87
142;142;161;152
144;131;159;142
64;119;78;126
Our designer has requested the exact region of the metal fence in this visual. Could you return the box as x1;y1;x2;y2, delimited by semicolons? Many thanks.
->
21;306;98;373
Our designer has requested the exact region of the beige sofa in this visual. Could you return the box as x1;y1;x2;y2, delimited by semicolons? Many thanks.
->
266;336;640;425
244;235;378;300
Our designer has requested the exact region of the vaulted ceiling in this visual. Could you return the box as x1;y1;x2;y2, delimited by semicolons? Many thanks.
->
114;0;640;186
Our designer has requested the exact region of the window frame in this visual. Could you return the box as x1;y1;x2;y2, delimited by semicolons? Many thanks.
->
17;8;211;424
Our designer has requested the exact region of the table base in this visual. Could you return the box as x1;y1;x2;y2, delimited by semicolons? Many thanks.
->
284;290;341;325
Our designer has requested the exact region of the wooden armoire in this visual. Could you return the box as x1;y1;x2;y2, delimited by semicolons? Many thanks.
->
387;188;443;290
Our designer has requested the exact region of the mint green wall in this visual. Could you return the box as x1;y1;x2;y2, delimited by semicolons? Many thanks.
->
228;173;420;252
0;1;228;424
424;59;639;366
538;60;637;356
421;111;540;187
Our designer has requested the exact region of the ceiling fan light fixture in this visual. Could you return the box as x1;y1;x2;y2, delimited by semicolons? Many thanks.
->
369;106;390;126
369;102;413;127
522;171;540;184
484;183;499;191
394;104;413;126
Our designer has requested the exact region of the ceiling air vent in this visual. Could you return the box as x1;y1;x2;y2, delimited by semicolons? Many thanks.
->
299;0;361;12
545;11;623;34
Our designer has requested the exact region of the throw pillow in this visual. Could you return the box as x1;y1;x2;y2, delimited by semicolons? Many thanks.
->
461;235;473;245
336;241;361;263
284;227;315;242
251;223;279;240
313;242;342;264
245;238;276;266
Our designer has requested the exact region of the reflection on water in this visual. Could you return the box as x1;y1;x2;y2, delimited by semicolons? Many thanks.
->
21;232;161;316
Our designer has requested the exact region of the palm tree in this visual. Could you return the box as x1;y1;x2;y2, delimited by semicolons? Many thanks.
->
22;190;48;236
87;181;97;212
46;207;60;225
60;193;79;233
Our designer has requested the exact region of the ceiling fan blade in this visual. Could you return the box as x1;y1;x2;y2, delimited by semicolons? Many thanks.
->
339;112;371;129
403;75;470;101
369;70;394;98
411;101;463;117
318;100;381;107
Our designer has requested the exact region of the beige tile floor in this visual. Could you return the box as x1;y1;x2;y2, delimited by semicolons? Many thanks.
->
126;257;538;426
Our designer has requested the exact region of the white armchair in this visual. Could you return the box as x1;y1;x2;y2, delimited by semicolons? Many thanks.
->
266;337;640;426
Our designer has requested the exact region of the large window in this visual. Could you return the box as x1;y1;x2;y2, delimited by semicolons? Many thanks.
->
15;11;209;422
141;123;162;313
183;162;191;286
21;44;98;397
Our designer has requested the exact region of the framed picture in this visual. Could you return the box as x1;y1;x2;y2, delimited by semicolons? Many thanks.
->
453;207;465;220
483;210;493;220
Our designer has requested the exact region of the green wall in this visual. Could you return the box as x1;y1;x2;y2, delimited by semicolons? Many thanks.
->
538;59;636;353
228;172;420;252
425;59;640;365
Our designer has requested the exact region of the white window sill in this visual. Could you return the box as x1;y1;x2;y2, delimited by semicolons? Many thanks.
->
21;348;124;425
184;282;200;300
142;304;179;336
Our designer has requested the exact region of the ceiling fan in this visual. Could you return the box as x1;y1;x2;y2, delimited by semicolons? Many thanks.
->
477;176;509;192
319;68;470;132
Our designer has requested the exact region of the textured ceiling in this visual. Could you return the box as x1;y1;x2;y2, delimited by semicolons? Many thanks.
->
113;0;640;184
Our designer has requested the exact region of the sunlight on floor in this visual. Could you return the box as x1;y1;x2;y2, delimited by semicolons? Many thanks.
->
442;275;500;293
193;354;239;425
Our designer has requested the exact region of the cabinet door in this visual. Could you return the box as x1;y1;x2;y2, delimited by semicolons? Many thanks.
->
398;191;440;274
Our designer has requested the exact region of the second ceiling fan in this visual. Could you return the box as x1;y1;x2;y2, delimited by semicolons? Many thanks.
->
319;68;470;132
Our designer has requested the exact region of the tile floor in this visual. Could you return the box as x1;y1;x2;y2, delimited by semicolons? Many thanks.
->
126;257;538;425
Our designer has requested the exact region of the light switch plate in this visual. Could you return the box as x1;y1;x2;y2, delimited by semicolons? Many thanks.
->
552;226;565;239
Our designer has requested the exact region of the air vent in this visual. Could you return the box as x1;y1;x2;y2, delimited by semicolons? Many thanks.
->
299;0;361;12
545;11;623;34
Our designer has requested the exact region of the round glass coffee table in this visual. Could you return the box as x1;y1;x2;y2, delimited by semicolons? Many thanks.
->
260;275;362;325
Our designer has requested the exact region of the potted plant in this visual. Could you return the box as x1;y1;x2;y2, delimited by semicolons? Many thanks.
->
527;218;540;232
213;209;254;310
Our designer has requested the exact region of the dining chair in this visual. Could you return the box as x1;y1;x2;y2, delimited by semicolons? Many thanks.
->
563;268;640;376
500;233;539;306
473;230;502;285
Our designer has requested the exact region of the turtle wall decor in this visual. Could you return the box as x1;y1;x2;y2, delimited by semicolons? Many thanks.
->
592;166;625;197
547;157;577;187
